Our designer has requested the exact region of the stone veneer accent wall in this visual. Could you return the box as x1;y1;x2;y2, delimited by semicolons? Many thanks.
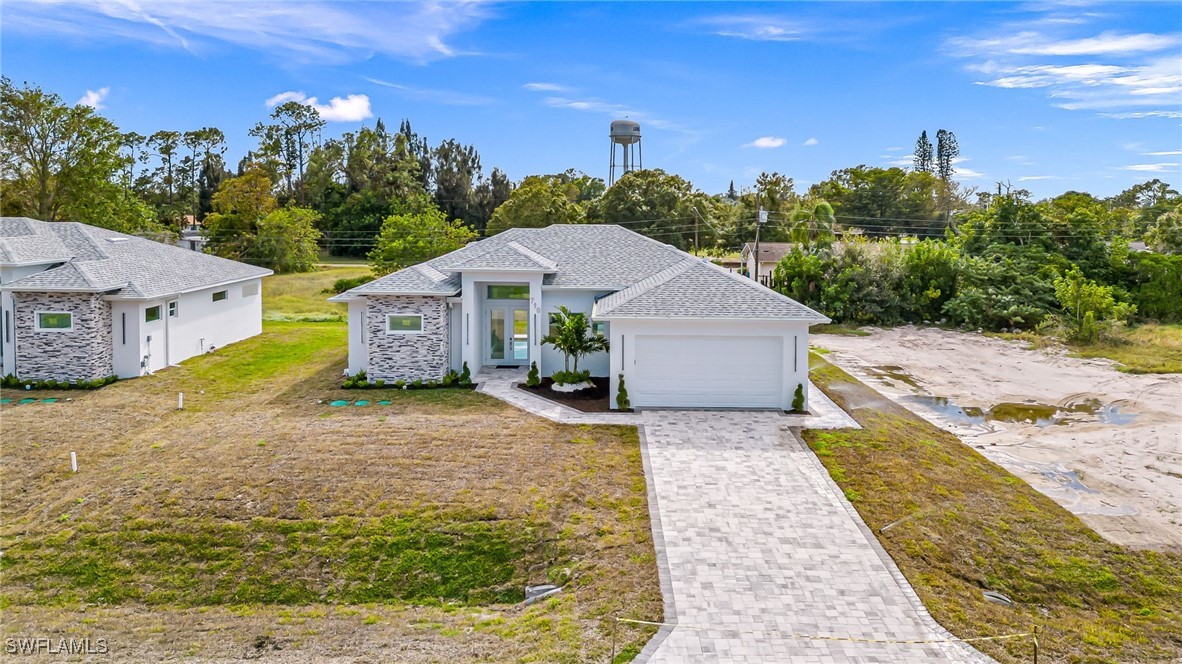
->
366;295;449;382
13;292;114;381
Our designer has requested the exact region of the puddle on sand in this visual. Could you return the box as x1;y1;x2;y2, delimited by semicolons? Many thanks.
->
904;395;987;426
902;395;1137;428
866;365;925;390
1061;398;1138;425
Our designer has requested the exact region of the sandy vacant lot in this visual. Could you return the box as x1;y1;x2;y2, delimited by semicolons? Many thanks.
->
813;326;1182;551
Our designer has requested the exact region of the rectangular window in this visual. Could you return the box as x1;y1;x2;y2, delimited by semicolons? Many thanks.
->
121;312;126;344
593;321;608;338
242;282;259;297
145;305;162;323
168;301;178;317
36;311;73;331
212;290;227;302
487;285;529;300
387;314;423;334
548;312;562;336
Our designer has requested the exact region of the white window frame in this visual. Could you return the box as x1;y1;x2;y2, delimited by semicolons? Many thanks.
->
386;314;424;335
145;305;162;323
168;300;179;317
212;290;228;302
35;311;74;332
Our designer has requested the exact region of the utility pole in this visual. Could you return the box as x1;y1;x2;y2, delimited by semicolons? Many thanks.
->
753;207;768;284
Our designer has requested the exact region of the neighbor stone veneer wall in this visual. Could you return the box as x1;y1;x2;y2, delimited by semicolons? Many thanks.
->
13;292;114;381
366;295;449;382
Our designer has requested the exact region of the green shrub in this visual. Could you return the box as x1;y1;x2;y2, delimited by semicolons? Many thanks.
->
322;275;376;294
411;379;424;389
458;362;472;387
792;383;805;413
526;362;540;387
373;379;385;388
551;369;591;386
616;373;630;410
394;380;407;389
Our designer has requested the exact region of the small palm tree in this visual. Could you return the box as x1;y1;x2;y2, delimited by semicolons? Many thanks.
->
789;200;837;254
541;306;609;373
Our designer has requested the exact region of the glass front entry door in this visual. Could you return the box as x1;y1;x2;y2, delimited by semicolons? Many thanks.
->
487;306;529;365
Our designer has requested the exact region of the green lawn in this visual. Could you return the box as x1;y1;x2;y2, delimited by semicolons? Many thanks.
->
804;355;1182;663
262;266;371;321
1;321;661;662
1070;323;1182;373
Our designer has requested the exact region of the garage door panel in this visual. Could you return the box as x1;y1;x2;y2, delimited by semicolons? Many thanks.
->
631;334;784;408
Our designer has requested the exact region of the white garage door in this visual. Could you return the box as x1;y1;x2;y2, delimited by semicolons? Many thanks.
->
630;335;784;408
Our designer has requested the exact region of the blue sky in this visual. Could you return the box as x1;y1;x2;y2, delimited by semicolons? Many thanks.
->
2;1;1179;199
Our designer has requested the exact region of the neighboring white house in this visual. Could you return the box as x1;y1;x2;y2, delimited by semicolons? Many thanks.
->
0;217;271;382
740;241;796;284
330;225;828;411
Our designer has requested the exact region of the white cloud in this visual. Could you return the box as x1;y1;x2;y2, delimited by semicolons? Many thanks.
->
948;13;1181;118
1017;175;1063;181
265;91;372;122
699;15;805;42
1099;110;1182;119
1119;163;1179;172
2;1;489;65
1144;150;1182;156
76;87;109;109
523;82;568;92
1013;32;1178;56
539;96;685;134
947;31;1179;58
366;77;495;106
955;167;987;179
883;146;904;152
744;136;787;149
802;137;818;146
887;157;914;167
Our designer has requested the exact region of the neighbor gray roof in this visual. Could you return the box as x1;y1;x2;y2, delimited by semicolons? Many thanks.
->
741;242;797;263
338;224;827;322
594;257;830;321
0;217;272;299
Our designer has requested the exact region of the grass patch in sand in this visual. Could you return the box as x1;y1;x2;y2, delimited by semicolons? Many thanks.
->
1069;323;1182;374
263;266;371;321
812;323;870;336
992;323;1182;373
1;321;660;662
804;355;1182;663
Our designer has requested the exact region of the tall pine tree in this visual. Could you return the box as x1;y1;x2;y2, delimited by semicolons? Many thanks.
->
936;129;959;182
913;131;934;173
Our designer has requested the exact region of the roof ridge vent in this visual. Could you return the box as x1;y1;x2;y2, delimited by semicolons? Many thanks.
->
507;241;558;270
415;264;449;283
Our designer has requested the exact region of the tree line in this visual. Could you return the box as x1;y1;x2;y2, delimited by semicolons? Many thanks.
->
2;78;1178;296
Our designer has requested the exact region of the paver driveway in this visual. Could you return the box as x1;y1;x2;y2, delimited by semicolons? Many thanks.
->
635;411;991;663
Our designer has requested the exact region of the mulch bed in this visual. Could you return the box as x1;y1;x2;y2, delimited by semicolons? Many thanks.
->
519;377;612;413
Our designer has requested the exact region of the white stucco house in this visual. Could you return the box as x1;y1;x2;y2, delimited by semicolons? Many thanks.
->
740;241;796;283
330;224;829;411
0;217;271;382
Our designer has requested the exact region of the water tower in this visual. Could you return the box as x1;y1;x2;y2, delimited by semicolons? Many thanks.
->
609;120;642;185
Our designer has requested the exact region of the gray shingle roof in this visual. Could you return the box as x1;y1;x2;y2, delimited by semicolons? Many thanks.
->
446;241;557;271
594;257;829;321
0;217;272;298
339;224;826;322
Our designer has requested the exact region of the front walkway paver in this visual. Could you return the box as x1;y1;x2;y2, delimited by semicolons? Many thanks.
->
475;368;986;662
475;368;858;429
634;411;992;663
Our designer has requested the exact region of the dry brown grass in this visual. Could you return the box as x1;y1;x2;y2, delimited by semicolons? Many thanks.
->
1;321;660;662
805;355;1182;664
